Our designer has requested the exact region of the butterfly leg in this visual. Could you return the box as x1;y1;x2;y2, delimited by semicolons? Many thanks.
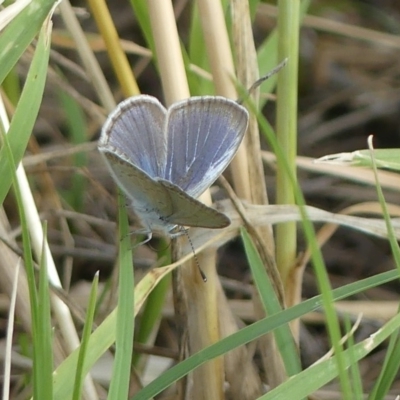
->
125;228;153;247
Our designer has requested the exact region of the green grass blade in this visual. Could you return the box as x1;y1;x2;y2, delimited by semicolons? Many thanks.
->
107;191;134;399
252;96;350;397
130;270;398;399
52;268;397;399
260;312;400;400
129;0;155;58
354;149;400;170
364;139;400;399
58;90;88;212
256;0;311;104
0;16;51;204
0;126;41;397
132;273;170;369
318;149;400;171
72;272;99;400
344;316;363;398
240;227;301;376
2;68;21;106
0;0;56;85
369;335;400;400
53;307;117;400
188;3;213;95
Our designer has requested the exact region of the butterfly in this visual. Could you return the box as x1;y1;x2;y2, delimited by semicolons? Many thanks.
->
98;95;248;240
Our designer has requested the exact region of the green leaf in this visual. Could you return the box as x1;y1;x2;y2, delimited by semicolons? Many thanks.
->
107;192;135;399
240;227;301;376
72;273;99;400
0;0;56;85
0;14;51;204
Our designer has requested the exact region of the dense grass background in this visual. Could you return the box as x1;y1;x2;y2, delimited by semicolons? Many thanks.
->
2;0;400;399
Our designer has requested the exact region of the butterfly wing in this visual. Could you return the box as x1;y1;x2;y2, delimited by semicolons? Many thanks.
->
99;95;244;232
159;179;230;228
99;149;173;221
164;96;248;198
98;95;168;179
99;150;229;230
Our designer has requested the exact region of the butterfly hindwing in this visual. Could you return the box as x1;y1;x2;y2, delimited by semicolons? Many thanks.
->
159;179;230;228
99;148;173;217
99;149;230;231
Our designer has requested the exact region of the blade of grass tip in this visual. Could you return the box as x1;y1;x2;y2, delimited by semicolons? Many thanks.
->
240;227;301;376
107;190;134;400
53;307;117;400
72;272;99;400
2;260;21;400
366;135;400;400
37;222;53;400
131;269;400;400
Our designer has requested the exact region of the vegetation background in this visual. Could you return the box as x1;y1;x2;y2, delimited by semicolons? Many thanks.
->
1;0;400;399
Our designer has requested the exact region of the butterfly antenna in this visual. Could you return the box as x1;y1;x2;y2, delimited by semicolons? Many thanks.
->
184;229;207;282
237;58;288;105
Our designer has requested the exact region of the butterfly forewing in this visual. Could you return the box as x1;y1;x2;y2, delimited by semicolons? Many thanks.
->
164;97;248;198
99;96;168;179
